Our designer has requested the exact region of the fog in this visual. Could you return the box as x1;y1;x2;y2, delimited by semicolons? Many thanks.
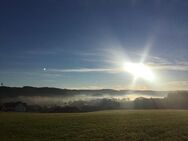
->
1;91;167;106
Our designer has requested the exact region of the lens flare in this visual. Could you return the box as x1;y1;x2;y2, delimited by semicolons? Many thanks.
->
124;62;155;81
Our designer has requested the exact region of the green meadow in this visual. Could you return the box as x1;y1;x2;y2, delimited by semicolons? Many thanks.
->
0;110;188;141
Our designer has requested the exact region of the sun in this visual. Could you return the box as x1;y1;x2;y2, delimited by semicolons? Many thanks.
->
124;62;155;81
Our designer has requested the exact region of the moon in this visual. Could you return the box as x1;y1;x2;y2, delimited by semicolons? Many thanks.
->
43;68;46;71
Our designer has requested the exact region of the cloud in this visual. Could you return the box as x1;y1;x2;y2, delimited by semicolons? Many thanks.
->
25;46;69;56
26;50;58;55
48;68;121;73
152;64;188;71
47;62;188;75
162;81;188;90
46;56;188;75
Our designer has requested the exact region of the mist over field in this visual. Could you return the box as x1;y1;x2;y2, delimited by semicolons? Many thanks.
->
1;86;188;113
0;86;167;106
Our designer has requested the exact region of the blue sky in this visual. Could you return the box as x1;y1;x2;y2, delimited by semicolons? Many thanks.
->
1;0;188;90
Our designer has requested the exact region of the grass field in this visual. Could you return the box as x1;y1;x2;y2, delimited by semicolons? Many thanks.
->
0;110;188;141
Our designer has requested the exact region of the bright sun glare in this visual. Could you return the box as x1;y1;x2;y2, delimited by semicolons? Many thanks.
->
124;62;155;81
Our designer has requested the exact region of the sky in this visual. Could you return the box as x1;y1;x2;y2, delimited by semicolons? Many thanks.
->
1;0;188;90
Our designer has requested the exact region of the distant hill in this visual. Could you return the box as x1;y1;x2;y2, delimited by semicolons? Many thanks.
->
0;86;167;98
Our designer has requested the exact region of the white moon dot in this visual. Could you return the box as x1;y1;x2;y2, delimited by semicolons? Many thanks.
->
43;68;46;71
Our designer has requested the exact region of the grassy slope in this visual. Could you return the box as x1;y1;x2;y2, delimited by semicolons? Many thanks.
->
0;110;188;141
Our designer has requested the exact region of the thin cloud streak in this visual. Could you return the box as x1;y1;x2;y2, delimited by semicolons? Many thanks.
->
48;68;121;73
47;63;188;74
150;63;188;71
162;81;188;90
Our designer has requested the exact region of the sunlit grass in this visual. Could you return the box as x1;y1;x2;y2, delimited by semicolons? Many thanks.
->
0;110;188;141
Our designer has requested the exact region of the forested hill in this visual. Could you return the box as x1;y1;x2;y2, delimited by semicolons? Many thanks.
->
0;86;166;98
